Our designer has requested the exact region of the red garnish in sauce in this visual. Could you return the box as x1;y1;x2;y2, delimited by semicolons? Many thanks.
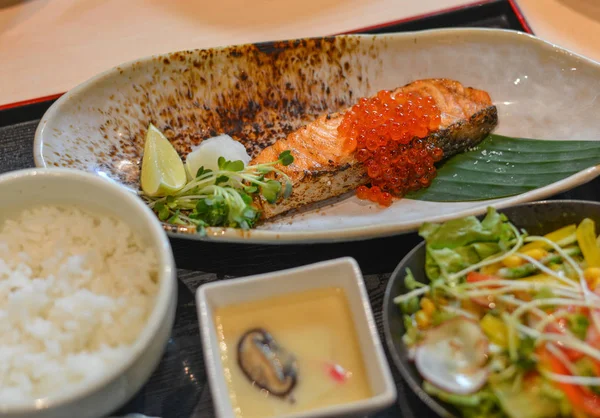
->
326;363;350;383
338;90;443;206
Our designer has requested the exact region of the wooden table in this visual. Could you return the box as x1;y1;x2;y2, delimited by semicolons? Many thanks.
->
0;0;473;107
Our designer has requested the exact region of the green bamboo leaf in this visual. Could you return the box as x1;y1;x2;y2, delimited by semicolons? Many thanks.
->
407;134;600;202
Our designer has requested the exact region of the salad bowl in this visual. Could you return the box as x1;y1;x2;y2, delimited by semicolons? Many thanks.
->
382;199;600;418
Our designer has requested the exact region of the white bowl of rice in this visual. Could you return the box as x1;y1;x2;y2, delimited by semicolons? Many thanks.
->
0;168;177;418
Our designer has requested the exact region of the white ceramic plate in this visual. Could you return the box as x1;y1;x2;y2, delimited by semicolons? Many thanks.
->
34;28;600;244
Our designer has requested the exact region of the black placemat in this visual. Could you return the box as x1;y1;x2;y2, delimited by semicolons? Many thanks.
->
0;2;546;417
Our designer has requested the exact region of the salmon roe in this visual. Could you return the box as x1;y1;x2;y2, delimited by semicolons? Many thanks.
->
338;90;444;206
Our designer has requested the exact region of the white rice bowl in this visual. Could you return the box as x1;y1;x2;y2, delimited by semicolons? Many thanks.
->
0;204;159;405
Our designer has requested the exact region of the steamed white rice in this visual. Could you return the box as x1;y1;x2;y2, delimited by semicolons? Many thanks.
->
0;205;159;404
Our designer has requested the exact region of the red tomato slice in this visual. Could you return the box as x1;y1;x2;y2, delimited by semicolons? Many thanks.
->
544;324;585;362
539;347;600;417
466;272;499;308
466;272;497;283
543;309;596;362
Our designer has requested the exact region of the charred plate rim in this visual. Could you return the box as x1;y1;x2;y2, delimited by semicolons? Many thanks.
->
34;28;600;244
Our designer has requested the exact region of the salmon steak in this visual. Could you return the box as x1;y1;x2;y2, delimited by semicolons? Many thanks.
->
251;78;498;219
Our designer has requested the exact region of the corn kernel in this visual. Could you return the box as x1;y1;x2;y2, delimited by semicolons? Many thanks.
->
584;267;600;289
415;310;430;329
502;255;524;268
420;298;436;316
523;248;548;261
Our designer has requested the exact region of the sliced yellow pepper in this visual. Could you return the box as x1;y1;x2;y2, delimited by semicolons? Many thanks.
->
523;273;561;284
480;262;503;275
480;313;508;348
520;224;576;253
584;267;600;289
577;218;600;268
502;255;525;268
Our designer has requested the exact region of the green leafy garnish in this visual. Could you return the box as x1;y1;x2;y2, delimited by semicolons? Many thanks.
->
278;150;294;166
217;156;226;170
261;180;282;204
407;134;600;202
167;209;185;225
215;175;229;185
226;160;245;172
142;150;294;232
154;202;171;221
217;156;245;172
195;166;211;177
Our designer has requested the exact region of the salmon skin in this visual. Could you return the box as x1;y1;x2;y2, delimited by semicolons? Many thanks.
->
251;78;498;220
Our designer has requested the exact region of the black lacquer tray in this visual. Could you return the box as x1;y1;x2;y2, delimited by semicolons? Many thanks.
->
0;2;571;417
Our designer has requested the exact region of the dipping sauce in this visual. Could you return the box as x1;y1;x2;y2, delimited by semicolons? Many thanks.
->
213;287;371;418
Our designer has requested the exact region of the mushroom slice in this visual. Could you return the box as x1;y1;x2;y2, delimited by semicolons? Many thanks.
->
237;328;298;397
415;317;489;395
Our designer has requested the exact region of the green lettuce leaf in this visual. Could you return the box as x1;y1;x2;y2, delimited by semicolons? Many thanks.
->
420;207;506;249
419;207;512;282
490;377;565;418
424;250;442;281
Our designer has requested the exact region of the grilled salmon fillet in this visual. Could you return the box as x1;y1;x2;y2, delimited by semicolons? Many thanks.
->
251;78;498;219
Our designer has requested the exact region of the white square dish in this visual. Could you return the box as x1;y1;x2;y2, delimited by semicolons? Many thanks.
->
196;257;397;418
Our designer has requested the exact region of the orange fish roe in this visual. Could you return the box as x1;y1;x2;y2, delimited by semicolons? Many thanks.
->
338;90;444;206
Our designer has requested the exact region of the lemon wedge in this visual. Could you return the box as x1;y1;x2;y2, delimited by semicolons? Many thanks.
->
140;124;187;197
